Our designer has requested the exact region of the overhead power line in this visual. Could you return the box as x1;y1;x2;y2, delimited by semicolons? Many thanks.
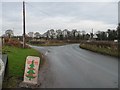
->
25;2;53;17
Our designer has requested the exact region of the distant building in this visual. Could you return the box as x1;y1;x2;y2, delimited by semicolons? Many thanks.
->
56;29;62;38
47;29;57;39
28;32;34;38
34;32;41;38
71;29;78;37
49;29;54;36
93;34;98;40
62;29;68;38
77;31;81;35
42;32;47;38
81;30;86;35
75;31;79;37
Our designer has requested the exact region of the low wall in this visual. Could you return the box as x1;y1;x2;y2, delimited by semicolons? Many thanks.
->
0;54;8;90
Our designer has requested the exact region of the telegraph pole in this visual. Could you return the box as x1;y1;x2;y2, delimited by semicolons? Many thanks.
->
91;28;93;40
92;28;93;34
23;1;26;48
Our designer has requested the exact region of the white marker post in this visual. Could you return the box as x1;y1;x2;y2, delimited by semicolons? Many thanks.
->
23;56;40;85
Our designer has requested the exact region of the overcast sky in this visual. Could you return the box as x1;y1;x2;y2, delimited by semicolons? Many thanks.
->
1;0;119;36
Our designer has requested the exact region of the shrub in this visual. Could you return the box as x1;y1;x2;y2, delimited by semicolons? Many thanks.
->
29;40;46;45
80;41;118;57
4;38;29;48
80;41;118;50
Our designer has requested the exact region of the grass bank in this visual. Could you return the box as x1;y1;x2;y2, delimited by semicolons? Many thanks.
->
28;39;83;46
29;40;67;46
79;41;118;57
2;46;42;88
30;43;67;46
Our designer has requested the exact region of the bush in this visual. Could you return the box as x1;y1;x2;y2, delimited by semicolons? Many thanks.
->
4;38;29;48
29;40;46;45
80;41;119;57
80;41;118;50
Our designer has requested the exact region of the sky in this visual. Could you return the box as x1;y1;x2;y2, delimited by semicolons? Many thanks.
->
1;0;119;36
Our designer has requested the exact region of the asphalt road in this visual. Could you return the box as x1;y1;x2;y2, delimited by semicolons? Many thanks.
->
32;44;118;88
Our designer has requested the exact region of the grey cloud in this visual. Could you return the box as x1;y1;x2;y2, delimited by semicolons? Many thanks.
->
26;2;118;24
2;2;118;35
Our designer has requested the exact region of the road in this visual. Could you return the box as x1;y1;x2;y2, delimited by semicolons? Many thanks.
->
31;44;118;88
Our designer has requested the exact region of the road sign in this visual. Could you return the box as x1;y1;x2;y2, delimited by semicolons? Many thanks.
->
23;56;40;84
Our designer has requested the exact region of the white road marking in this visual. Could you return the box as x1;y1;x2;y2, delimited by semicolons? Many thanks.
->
45;51;48;56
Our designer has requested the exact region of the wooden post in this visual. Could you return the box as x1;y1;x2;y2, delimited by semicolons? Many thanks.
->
23;1;26;48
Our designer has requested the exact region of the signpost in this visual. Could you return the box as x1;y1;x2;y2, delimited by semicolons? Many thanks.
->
23;56;40;85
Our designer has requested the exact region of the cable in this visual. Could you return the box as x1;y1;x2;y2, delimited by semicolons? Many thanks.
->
25;2;53;17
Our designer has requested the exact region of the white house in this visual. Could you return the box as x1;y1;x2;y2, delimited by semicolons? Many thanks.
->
75;31;79;37
47;29;57;39
62;29;68;38
34;32;41;38
93;34;98;39
28;32;34;38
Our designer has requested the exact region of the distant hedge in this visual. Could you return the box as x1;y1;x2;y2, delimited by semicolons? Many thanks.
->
4;38;29;48
80;41;119;57
29;40;46;45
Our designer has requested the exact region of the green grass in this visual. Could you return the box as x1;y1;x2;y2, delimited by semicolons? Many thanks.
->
2;46;41;88
80;44;118;57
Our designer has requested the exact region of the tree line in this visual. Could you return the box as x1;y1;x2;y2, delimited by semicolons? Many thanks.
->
3;23;120;41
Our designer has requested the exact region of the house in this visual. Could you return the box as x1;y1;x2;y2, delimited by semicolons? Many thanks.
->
42;32;47;38
28;32;34;38
47;29;57;39
71;29;78;37
75;31;79;37
77;31;81;35
62;29;68;38
34;32;41;38
93;34;98;40
56;29;62;37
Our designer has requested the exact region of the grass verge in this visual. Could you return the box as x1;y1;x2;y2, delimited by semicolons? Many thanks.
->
2;46;42;88
79;43;118;57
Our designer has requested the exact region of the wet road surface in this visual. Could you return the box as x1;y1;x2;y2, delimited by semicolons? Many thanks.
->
31;44;118;88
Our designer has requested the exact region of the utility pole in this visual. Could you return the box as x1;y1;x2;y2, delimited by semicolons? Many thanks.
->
92;28;93;35
23;1;26;48
91;28;93;40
